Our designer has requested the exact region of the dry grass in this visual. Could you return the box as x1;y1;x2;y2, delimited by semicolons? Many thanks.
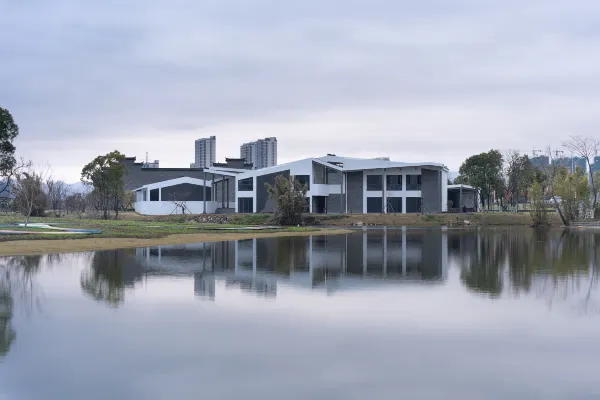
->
319;212;563;227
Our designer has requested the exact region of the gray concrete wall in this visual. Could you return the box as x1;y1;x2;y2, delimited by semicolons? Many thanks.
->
346;172;363;214
421;168;442;213
327;170;343;185
121;158;206;191
256;170;290;213
327;194;345;213
312;162;327;184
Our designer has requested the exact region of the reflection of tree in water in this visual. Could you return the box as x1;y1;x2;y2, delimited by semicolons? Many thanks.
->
80;250;145;308
460;231;506;298
0;255;44;359
457;228;600;313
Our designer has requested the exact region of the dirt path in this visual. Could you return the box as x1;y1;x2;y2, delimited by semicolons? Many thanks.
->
0;229;353;256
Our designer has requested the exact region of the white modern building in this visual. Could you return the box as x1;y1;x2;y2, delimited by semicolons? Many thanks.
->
195;136;216;169
232;155;448;214
240;137;277;169
133;155;448;215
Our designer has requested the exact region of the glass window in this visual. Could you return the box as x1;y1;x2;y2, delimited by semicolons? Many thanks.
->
367;197;383;213
295;175;310;190
366;175;382;191
238;197;253;213
150;189;159;202
406;175;422;190
406;197;422;213
387;197;402;213
386;175;402;191
238;178;253;191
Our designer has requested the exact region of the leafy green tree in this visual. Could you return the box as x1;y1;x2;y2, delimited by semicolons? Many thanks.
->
265;175;308;226
81;151;127;219
0;107;19;195
458;150;504;209
563;136;599;214
505;151;534;207
554;166;589;224
529;181;548;226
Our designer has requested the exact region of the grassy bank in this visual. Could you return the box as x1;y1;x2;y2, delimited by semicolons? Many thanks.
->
317;212;562;227
0;215;313;243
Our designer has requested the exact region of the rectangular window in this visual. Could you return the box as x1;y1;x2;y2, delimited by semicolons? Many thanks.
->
386;175;402;191
150;188;159;202
366;175;382;191
295;175;310;190
406;175;422;190
238;178;253;191
367;197;383;213
150;189;160;201
406;197;422;213
238;197;253;213
387;197;402;213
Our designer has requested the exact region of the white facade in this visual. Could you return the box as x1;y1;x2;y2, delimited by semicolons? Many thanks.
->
240;137;277;169
134;177;222;215
233;155;449;214
195;136;216;168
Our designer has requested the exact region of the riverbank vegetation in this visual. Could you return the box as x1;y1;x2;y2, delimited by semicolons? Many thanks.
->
454;137;600;226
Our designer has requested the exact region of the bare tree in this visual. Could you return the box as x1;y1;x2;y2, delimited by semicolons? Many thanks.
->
169;192;192;215
46;179;69;217
12;160;51;227
65;193;87;216
563;136;600;215
543;147;569;226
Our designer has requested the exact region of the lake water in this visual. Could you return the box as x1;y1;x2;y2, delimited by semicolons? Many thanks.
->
1;227;599;400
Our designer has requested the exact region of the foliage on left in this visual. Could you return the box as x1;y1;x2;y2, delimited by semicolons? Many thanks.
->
0;107;19;195
81;151;127;219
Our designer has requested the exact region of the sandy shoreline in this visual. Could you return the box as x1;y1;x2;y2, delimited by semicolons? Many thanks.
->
0;228;353;256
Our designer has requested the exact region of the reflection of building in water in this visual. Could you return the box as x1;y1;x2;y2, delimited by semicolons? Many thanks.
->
194;272;215;301
135;228;448;299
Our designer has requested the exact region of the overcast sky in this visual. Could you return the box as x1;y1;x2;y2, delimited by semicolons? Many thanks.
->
1;0;599;182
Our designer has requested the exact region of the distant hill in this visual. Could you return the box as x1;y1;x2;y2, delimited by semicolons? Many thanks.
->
67;182;90;194
448;171;459;182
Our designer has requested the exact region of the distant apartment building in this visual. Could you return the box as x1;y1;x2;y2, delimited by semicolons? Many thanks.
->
552;156;588;174
240;137;277;169
195;136;216;168
531;155;549;169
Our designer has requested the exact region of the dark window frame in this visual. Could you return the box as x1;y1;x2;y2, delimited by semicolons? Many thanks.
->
406;175;422;191
295;175;310;190
387;197;402;213
238;178;254;191
366;175;383;191
238;197;253;213
406;197;422;213
366;197;383;213
386;175;402;191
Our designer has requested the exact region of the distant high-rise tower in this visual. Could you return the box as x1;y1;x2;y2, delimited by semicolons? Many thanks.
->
240;137;277;169
195;136;216;168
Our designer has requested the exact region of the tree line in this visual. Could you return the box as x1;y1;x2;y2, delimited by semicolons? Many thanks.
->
454;136;600;225
0;107;133;223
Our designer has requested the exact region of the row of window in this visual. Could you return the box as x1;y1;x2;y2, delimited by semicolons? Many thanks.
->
366;175;421;191
366;197;422;213
238;175;311;192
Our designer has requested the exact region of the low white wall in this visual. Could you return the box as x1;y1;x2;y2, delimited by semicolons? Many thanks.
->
135;201;218;215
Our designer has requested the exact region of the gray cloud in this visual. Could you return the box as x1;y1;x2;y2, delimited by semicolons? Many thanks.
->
1;0;600;180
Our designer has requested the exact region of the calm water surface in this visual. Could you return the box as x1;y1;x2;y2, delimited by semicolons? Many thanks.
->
1;227;599;400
